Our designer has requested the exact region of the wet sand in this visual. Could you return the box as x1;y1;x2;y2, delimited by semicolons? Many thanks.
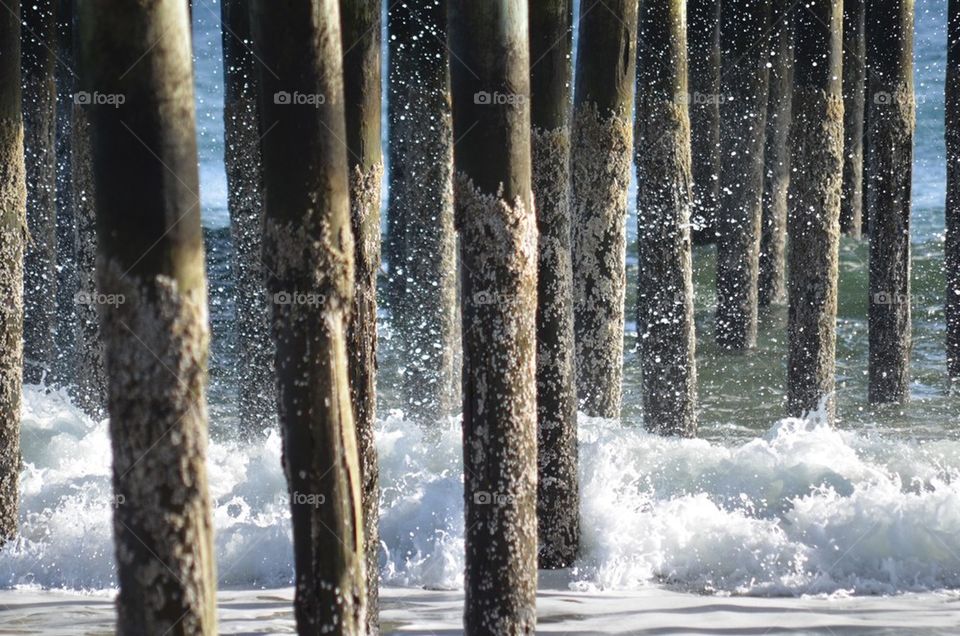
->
2;584;958;635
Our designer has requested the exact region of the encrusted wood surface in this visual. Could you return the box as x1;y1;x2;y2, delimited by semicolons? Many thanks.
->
715;0;771;351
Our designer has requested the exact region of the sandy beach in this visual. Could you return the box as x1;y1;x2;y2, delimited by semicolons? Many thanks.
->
2;585;959;635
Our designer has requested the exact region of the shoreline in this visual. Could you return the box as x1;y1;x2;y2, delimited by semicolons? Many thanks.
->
1;584;958;635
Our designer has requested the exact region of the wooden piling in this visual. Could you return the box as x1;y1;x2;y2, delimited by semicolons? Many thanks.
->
759;8;794;309
530;0;580;569
787;0;845;423
946;0;960;379
715;0;771;350
80;1;217;631
688;0;722;245
21;0;58;384
0;0;27;544
841;0;866;238
866;0;914;404
571;0;638;417
635;0;698;437
251;1;367;631
386;0;460;422
341;0;384;629
448;1;539;631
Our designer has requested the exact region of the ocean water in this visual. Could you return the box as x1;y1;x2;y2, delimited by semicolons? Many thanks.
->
3;382;960;599
2;0;960;632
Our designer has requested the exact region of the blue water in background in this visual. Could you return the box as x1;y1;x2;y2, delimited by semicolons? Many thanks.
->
189;0;958;434
190;0;950;244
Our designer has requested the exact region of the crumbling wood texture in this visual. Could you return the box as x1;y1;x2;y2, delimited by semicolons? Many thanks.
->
0;0;27;544
786;0;845;423
341;0;384;630
634;0;698;437
80;1;217;633
571;0;638;418
688;0;721;245
448;1;539;632
251;1;367;633
866;0;914;404
715;0;771;350
759;8;793;309
529;0;579;569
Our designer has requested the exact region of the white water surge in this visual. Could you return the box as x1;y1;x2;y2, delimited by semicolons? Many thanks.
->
3;384;960;599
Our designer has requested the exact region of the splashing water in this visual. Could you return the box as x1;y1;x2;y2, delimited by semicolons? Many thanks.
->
4;385;959;598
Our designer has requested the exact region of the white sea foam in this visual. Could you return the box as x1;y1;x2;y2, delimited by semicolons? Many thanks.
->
2;385;960;597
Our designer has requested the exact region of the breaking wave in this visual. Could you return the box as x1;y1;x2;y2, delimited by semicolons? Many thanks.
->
3;385;959;597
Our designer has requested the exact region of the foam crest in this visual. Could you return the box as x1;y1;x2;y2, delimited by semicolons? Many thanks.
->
3;387;960;597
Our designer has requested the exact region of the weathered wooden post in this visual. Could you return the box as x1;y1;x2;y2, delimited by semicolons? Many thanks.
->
842;0;866;238
386;0;460;422
251;1;367;632
79;0;217;631
948;0;960;379
72;0;107;418
571;0;638;417
529;0;579;569
21;0;58;384
787;0;845;423
862;0;877;237
221;0;276;436
341;0;383;630
866;0;914;404
0;0;27;543
448;0;538;631
52;0;76;387
635;0;698;436
688;0;721;244
715;0;771;350
71;64;106;419
759;9;793;309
